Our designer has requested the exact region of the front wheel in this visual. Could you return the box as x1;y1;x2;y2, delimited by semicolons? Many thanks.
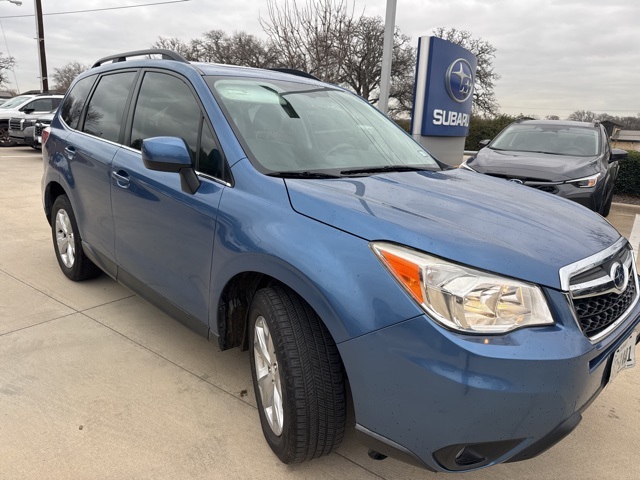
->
0;125;16;147
249;286;346;464
600;190;614;217
51;195;101;281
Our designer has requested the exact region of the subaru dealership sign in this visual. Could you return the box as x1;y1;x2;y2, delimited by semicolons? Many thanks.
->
411;36;477;137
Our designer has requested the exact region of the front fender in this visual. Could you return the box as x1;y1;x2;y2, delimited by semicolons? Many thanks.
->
210;161;423;344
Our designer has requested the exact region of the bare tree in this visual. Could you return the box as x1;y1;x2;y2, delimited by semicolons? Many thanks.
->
191;30;274;67
51;61;88;92
545;115;560;120
340;17;415;109
261;0;416;116
153;36;196;60
260;0;355;83
155;31;273;67
567;110;597;122
0;52;16;89
432;27;500;116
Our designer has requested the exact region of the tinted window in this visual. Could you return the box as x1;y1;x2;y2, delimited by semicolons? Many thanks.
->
130;72;200;158
60;76;96;129
83;72;136;143
23;98;54;112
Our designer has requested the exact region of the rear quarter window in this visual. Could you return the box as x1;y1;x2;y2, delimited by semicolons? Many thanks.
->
60;75;96;130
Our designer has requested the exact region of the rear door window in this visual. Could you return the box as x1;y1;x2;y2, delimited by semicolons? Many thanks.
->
60;76;96;130
83;71;137;143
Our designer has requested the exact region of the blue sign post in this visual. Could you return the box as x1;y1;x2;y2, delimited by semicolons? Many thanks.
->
411;37;477;164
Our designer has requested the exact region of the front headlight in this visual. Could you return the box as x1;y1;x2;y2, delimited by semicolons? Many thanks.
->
567;173;601;188
371;242;554;334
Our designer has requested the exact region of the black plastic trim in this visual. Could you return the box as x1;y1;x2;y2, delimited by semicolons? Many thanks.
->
117;267;210;339
268;68;319;80
354;424;435;471
506;412;582;463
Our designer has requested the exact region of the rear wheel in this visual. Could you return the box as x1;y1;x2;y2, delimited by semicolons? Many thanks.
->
249;286;346;464
51;195;101;281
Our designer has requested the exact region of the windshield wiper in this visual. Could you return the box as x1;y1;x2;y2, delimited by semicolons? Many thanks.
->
267;171;341;179
340;165;435;175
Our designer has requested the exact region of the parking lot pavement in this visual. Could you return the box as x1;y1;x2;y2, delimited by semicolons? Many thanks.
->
1;145;639;479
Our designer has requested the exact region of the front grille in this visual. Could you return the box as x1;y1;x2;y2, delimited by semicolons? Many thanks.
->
532;185;558;194
9;118;22;131
573;280;636;337
569;244;637;340
35;120;51;136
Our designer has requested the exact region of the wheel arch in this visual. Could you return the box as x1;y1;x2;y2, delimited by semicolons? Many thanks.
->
214;264;344;354
43;180;68;224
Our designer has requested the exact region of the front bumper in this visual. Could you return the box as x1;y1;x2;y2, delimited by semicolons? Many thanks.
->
339;286;640;472
526;182;601;211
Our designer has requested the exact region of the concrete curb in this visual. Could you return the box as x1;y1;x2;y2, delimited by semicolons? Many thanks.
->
612;202;640;214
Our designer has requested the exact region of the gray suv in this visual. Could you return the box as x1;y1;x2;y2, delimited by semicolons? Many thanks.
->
0;93;62;146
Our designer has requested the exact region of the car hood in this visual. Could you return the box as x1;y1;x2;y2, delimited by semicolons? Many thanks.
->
468;148;600;181
285;169;620;290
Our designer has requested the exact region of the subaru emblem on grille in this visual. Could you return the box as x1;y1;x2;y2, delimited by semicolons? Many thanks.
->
508;179;524;184
610;262;628;293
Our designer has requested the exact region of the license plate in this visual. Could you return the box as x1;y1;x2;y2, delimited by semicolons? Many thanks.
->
609;331;637;383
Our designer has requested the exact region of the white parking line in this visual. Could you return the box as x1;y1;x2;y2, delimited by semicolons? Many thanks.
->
628;214;640;254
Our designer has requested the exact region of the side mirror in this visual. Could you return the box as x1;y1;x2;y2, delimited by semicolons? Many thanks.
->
610;148;628;163
141;136;200;194
22;108;35;114
478;139;491;148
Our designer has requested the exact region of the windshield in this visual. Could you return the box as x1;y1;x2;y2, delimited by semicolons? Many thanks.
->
0;95;32;109
490;124;600;156
207;77;439;175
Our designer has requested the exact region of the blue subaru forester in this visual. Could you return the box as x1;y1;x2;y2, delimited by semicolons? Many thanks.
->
41;49;640;472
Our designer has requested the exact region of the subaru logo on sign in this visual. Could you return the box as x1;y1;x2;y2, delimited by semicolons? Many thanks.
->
446;58;474;103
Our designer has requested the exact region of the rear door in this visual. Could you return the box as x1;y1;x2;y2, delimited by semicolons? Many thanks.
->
111;70;227;324
55;71;138;273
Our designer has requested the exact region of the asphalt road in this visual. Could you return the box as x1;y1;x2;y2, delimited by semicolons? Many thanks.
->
1;146;639;480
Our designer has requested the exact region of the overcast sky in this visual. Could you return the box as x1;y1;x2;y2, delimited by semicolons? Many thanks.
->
0;0;638;119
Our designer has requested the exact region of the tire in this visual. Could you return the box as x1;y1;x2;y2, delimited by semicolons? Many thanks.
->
601;190;614;217
0;125;16;147
51;195;101;281
249;286;346;464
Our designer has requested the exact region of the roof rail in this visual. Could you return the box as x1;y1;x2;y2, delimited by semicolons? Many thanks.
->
92;49;189;68
269;68;319;81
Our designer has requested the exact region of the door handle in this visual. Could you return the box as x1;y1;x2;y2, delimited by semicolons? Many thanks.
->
64;146;76;160
111;170;130;188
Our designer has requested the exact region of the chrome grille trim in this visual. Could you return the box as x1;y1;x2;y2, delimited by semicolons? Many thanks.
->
558;237;628;291
561;239;639;343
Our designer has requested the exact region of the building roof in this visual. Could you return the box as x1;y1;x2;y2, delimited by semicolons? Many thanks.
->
612;130;640;142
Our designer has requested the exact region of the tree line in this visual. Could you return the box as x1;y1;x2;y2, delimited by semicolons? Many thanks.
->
30;0;498;118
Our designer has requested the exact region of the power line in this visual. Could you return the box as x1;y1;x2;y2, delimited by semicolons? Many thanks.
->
0;0;191;19
0;18;19;91
501;106;640;113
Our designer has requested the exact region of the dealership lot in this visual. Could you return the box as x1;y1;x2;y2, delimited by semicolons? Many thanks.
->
1;146;639;479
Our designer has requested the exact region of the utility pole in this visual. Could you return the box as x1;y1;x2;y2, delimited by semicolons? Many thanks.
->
34;0;48;92
378;0;397;115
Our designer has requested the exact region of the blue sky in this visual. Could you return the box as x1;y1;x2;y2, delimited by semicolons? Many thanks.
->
0;0;638;119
